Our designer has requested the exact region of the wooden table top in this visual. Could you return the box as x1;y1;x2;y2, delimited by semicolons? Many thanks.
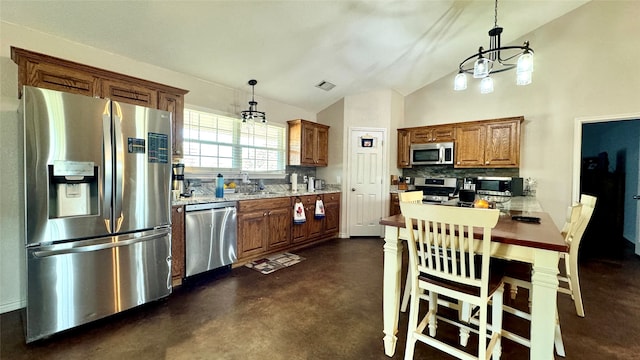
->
380;210;568;253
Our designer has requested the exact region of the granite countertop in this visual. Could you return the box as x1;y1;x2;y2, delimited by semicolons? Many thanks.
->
172;189;341;206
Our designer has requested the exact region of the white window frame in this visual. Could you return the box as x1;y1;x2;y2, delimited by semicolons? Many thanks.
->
182;107;287;179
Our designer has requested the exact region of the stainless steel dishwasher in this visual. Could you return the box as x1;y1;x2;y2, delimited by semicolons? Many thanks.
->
184;202;237;277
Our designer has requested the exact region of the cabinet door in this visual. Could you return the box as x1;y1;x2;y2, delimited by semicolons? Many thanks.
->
237;211;268;258
432;125;455;142
171;205;185;285
324;193;341;234
390;193;400;216
159;92;184;156
410;128;433;143
23;60;99;97
101;79;158;108
301;124;317;166
484;121;520;167
397;130;411;168
315;126;329;166
308;196;324;239
267;207;291;250
455;125;486;167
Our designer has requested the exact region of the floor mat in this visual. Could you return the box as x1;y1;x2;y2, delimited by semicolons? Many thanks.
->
244;252;305;274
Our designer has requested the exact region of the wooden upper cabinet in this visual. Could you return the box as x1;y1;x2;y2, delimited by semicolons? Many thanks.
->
11;47;188;158
484;120;520;167
101;79;158;108
16;60;99;97
455;124;486;167
397;129;411;168
159;92;184;156
454;117;522;168
288;119;330;167
410;125;455;143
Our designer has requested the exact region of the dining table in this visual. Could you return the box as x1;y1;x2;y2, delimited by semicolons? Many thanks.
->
379;204;568;359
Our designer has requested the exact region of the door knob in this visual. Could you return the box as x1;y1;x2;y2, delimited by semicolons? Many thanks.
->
351;188;356;192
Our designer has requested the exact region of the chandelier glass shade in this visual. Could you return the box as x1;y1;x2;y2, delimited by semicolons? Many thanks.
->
454;0;534;93
241;79;266;123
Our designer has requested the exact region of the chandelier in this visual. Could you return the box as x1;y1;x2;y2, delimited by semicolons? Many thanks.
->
241;79;266;123
454;0;534;94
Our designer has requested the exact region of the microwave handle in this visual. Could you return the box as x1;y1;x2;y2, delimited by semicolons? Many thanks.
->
439;147;445;163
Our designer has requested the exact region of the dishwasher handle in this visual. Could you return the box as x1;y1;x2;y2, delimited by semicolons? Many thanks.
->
185;201;237;212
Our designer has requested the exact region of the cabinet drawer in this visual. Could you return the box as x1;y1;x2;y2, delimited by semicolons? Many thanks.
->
324;193;340;204
238;197;290;212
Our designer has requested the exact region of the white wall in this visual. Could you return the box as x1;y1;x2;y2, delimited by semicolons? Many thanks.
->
403;1;640;228
0;22;315;313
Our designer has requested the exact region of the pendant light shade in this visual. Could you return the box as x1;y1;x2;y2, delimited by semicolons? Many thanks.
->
480;77;494;94
454;72;468;91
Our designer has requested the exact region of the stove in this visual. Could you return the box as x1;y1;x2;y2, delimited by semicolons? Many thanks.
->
413;177;459;204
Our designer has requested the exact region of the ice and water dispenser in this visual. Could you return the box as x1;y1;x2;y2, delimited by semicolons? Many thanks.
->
48;160;99;218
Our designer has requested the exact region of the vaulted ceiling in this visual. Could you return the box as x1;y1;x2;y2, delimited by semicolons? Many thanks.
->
1;0;590;112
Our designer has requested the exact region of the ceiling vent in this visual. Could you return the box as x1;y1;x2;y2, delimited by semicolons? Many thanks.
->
315;80;336;91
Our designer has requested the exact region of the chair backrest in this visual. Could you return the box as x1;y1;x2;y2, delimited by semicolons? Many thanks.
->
400;202;500;298
561;204;583;240
567;194;597;255
398;190;423;203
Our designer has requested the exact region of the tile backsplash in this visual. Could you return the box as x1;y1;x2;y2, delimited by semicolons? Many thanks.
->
403;165;519;183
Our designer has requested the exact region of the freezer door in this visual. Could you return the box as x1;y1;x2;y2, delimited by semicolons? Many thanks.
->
109;102;172;233
22;86;113;246
26;229;172;343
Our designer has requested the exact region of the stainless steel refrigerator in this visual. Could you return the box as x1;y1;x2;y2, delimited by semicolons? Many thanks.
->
21;86;173;342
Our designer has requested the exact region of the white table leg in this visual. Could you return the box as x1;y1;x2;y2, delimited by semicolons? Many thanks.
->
530;249;560;359
383;225;403;357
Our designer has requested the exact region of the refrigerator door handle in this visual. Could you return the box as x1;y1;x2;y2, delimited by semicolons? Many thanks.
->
113;109;124;232
32;231;168;258
103;112;113;232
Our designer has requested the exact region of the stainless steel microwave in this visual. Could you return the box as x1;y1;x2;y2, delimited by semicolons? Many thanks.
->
475;176;524;196
410;142;454;165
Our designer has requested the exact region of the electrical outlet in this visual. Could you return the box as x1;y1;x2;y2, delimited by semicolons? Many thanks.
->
303;175;308;183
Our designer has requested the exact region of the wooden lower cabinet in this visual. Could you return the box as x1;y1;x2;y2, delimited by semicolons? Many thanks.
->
292;195;324;244
171;205;185;286
237;192;341;265
389;193;400;216
323;193;341;235
237;197;291;260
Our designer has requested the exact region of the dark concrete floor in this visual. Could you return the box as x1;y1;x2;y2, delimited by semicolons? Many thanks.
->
2;237;640;359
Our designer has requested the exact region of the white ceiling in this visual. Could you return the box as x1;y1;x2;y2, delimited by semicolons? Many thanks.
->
1;0;590;113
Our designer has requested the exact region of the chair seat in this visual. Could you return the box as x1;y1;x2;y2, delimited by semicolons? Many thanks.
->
419;261;505;298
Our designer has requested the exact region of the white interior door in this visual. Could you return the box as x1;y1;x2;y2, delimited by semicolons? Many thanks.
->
348;128;386;237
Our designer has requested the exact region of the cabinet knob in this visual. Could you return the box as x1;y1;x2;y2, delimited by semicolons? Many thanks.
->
177;207;183;213
457;161;460;165
485;161;490;164
263;212;268;216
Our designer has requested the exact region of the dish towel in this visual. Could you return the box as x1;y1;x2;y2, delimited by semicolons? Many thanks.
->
293;199;306;224
314;199;325;219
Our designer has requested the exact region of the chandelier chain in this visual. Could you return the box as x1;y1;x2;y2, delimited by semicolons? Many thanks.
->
494;0;499;29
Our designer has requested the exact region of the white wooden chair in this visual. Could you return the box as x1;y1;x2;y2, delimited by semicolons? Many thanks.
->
400;202;503;360
501;194;596;356
398;191;424;313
